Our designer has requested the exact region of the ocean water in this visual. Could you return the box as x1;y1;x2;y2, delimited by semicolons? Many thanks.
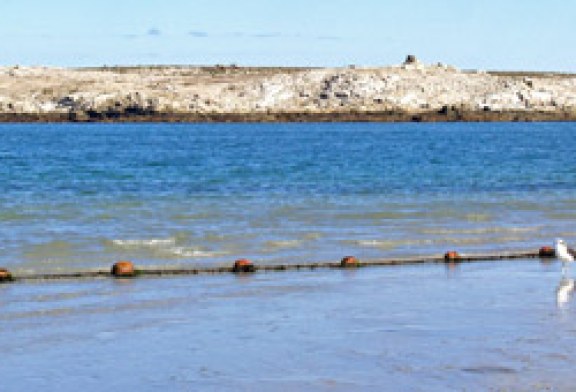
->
0;122;575;272
2;122;576;391
2;260;576;391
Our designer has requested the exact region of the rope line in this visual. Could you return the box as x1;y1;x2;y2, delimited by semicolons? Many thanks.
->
0;250;545;283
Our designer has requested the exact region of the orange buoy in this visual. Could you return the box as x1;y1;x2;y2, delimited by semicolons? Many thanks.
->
0;268;13;282
111;261;135;277
341;256;359;268
233;259;255;273
444;251;461;262
538;246;556;258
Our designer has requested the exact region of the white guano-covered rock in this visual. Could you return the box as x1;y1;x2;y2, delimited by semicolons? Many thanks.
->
0;61;574;116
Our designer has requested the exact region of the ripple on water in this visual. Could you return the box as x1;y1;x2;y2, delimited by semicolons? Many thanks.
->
460;365;518;374
103;237;228;259
1;123;576;271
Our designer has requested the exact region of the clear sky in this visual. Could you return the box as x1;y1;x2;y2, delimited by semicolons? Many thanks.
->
1;0;574;71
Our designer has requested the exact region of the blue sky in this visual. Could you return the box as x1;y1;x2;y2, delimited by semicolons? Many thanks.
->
1;0;574;71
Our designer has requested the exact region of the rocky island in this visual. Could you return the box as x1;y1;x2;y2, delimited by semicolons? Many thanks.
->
1;56;575;122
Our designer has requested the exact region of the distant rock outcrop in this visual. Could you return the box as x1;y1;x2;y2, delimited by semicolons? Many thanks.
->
0;60;575;122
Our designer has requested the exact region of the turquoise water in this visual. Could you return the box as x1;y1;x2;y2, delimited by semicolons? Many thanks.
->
1;122;575;272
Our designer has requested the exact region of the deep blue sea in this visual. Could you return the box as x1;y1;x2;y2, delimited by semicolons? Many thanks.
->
1;122;575;272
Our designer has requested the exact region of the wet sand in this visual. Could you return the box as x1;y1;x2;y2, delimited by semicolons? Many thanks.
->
1;259;574;391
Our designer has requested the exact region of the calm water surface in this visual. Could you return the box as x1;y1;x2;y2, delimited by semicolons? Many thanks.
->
0;122;575;272
1;260;576;391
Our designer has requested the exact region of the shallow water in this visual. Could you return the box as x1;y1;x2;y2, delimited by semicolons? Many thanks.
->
2;122;576;390
1;259;575;391
1;122;575;273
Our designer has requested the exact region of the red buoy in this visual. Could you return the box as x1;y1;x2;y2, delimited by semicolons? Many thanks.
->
444;251;461;262
341;256;359;268
233;259;255;273
0;268;13;282
111;261;135;277
538;246;556;258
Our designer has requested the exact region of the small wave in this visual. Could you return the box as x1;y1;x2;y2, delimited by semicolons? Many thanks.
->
0;211;34;221
441;236;525;245
171;212;219;221
302;232;323;240
23;240;76;260
354;239;434;249
420;226;538;235
105;237;226;258
461;365;517;375
108;238;177;248
354;234;528;250
166;246;227;258
264;240;303;249
335;211;411;220
547;212;576;220
464;213;492;222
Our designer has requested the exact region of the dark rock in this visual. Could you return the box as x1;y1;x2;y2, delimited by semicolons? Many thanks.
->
57;96;75;108
404;55;418;64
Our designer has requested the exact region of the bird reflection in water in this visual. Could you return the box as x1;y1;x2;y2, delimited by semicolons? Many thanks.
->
556;278;575;306
554;239;576;306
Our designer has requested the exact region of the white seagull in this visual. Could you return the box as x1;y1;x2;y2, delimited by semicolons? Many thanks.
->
555;238;574;277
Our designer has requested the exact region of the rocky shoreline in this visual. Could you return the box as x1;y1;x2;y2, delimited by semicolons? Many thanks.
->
2;110;576;123
1;58;575;122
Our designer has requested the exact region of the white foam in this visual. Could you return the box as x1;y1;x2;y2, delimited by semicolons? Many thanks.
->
110;238;177;248
108;237;226;258
167;247;227;258
356;239;434;249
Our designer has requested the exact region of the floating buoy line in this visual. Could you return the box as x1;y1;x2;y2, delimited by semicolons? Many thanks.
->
0;248;554;284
